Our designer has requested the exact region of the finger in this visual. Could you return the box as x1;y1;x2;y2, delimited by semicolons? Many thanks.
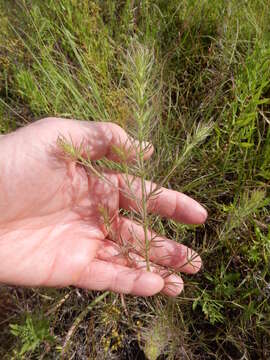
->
102;218;202;274
96;240;184;297
162;273;184;297
74;259;164;296
95;122;154;162
48;118;153;162
135;258;184;297
118;217;202;273
118;175;207;224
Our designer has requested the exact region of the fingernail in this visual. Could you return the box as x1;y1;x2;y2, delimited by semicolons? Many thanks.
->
195;202;208;223
164;274;184;296
133;140;152;151
142;141;151;149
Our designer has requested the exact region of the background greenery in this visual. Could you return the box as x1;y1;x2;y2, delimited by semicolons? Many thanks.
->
0;0;270;359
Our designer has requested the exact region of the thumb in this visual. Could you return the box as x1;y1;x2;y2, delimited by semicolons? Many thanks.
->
38;117;154;162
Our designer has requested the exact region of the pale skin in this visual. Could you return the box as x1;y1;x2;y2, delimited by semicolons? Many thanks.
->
0;118;207;297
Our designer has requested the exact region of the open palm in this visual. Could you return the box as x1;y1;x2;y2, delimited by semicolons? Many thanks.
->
0;118;207;296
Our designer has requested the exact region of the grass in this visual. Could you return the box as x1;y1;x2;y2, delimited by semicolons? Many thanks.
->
0;0;270;358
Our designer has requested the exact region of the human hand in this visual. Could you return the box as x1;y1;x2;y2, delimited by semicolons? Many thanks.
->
0;118;207;296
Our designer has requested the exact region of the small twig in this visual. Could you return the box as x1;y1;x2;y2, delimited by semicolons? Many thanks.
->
45;292;72;317
120;294;129;317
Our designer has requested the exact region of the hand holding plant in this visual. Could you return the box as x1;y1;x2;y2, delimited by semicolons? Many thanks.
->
0;117;207;296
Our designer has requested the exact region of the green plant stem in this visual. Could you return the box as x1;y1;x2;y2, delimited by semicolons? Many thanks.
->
61;291;110;358
138;141;150;271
